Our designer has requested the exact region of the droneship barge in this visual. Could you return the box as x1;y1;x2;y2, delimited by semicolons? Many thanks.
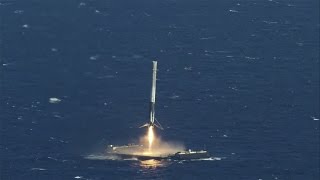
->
106;144;210;160
106;61;210;160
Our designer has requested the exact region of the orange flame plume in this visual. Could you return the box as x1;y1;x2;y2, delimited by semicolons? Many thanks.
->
148;126;154;151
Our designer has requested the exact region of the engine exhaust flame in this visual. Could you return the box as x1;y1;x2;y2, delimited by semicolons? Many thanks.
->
148;126;154;151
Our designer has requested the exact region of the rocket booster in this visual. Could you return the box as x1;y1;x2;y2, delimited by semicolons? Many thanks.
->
149;61;157;124
140;61;163;129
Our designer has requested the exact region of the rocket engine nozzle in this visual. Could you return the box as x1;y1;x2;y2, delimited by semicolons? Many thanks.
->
139;120;163;130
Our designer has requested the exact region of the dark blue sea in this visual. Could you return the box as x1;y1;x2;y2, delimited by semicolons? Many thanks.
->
0;0;319;179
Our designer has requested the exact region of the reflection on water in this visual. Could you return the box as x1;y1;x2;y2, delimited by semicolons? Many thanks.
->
137;159;170;169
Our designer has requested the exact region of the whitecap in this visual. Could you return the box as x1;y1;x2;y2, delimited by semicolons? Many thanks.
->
89;55;99;60
245;56;259;60
229;9;239;13
22;24;29;28
263;21;278;24
14;10;24;14
144;12;151;17
296;42;304;46
0;2;13;6
53;113;62;118
169;95;180;99
215;50;231;53
190;157;223;161
229;86;238;91
200;37;215;40
49;97;61;104
31;168;47;171
311;116;319;121
78;2;86;7
48;157;59;161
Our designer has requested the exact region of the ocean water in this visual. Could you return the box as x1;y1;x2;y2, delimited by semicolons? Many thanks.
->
0;0;319;179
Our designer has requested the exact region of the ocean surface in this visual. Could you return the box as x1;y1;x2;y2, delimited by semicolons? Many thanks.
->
0;0;319;179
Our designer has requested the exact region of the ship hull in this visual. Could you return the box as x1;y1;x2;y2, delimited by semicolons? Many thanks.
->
171;151;210;160
108;152;210;160
107;153;168;161
107;150;210;160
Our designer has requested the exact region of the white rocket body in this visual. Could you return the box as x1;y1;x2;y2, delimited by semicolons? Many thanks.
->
140;61;163;130
150;61;157;124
